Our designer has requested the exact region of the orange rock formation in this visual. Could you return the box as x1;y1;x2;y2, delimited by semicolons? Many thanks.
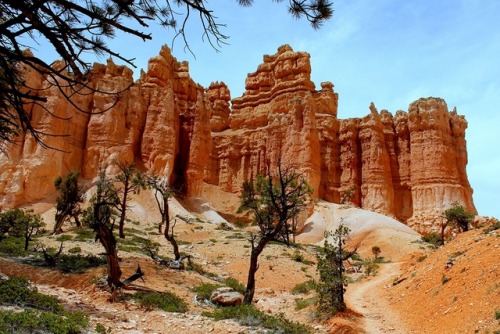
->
0;45;476;233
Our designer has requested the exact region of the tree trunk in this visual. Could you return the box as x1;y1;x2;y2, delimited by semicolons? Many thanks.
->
335;233;346;311
243;249;259;304
243;237;268;305
165;230;180;261
97;224;122;290
73;213;81;228
23;233;30;251
53;210;69;234
118;179;130;239
163;198;180;261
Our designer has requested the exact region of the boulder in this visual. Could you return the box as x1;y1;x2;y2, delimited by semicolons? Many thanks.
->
210;287;243;306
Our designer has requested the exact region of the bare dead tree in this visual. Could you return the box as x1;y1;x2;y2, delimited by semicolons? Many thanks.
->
146;175;181;261
36;242;64;267
114;161;146;239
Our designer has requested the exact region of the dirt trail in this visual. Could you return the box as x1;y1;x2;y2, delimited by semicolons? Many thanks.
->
346;262;414;334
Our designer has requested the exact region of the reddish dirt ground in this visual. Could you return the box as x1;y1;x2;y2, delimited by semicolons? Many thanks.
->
1;195;499;333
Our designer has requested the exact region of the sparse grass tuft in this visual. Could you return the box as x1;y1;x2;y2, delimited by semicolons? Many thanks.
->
484;219;500;234
291;280;316;295
215;222;233;231
416;255;427;262
73;228;95;242
67;246;82;254
295;297;317;310
233;221;247;229
95;322;110;334
55;234;73;242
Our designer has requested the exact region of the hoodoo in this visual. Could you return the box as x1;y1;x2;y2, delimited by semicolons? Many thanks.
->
0;45;476;233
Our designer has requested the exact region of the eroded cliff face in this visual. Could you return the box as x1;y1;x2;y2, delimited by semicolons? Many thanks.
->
0;45;476;233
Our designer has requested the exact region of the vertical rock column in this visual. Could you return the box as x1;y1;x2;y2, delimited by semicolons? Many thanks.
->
83;59;144;177
407;97;475;232
339;118;362;206
358;104;395;215
315;82;341;202
392;110;413;221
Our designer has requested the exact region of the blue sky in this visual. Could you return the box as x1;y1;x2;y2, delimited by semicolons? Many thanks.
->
30;1;500;218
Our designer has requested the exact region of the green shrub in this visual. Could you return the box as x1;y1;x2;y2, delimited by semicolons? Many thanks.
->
56;234;73;242
422;232;442;248
416;255;427;262
292;250;304;262
0;236;28;256
291;280;316;295
58;254;105;273
73;228;95;242
0;309;88;334
0;276;89;333
295;297;317;310
223;277;245;294
95;322;109;334
191;283;220;300
203;305;311;334
67;246;82;254
495;309;500;320
441;275;450;285
130;292;188;313
0;276;62;313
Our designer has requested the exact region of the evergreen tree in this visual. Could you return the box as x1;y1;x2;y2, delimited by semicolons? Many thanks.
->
238;161;312;304
0;208;45;250
53;171;84;234
316;222;357;314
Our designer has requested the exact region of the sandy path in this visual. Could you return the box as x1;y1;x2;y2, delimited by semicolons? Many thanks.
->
346;263;413;334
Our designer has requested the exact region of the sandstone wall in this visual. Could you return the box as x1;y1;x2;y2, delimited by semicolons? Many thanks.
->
0;45;476;233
